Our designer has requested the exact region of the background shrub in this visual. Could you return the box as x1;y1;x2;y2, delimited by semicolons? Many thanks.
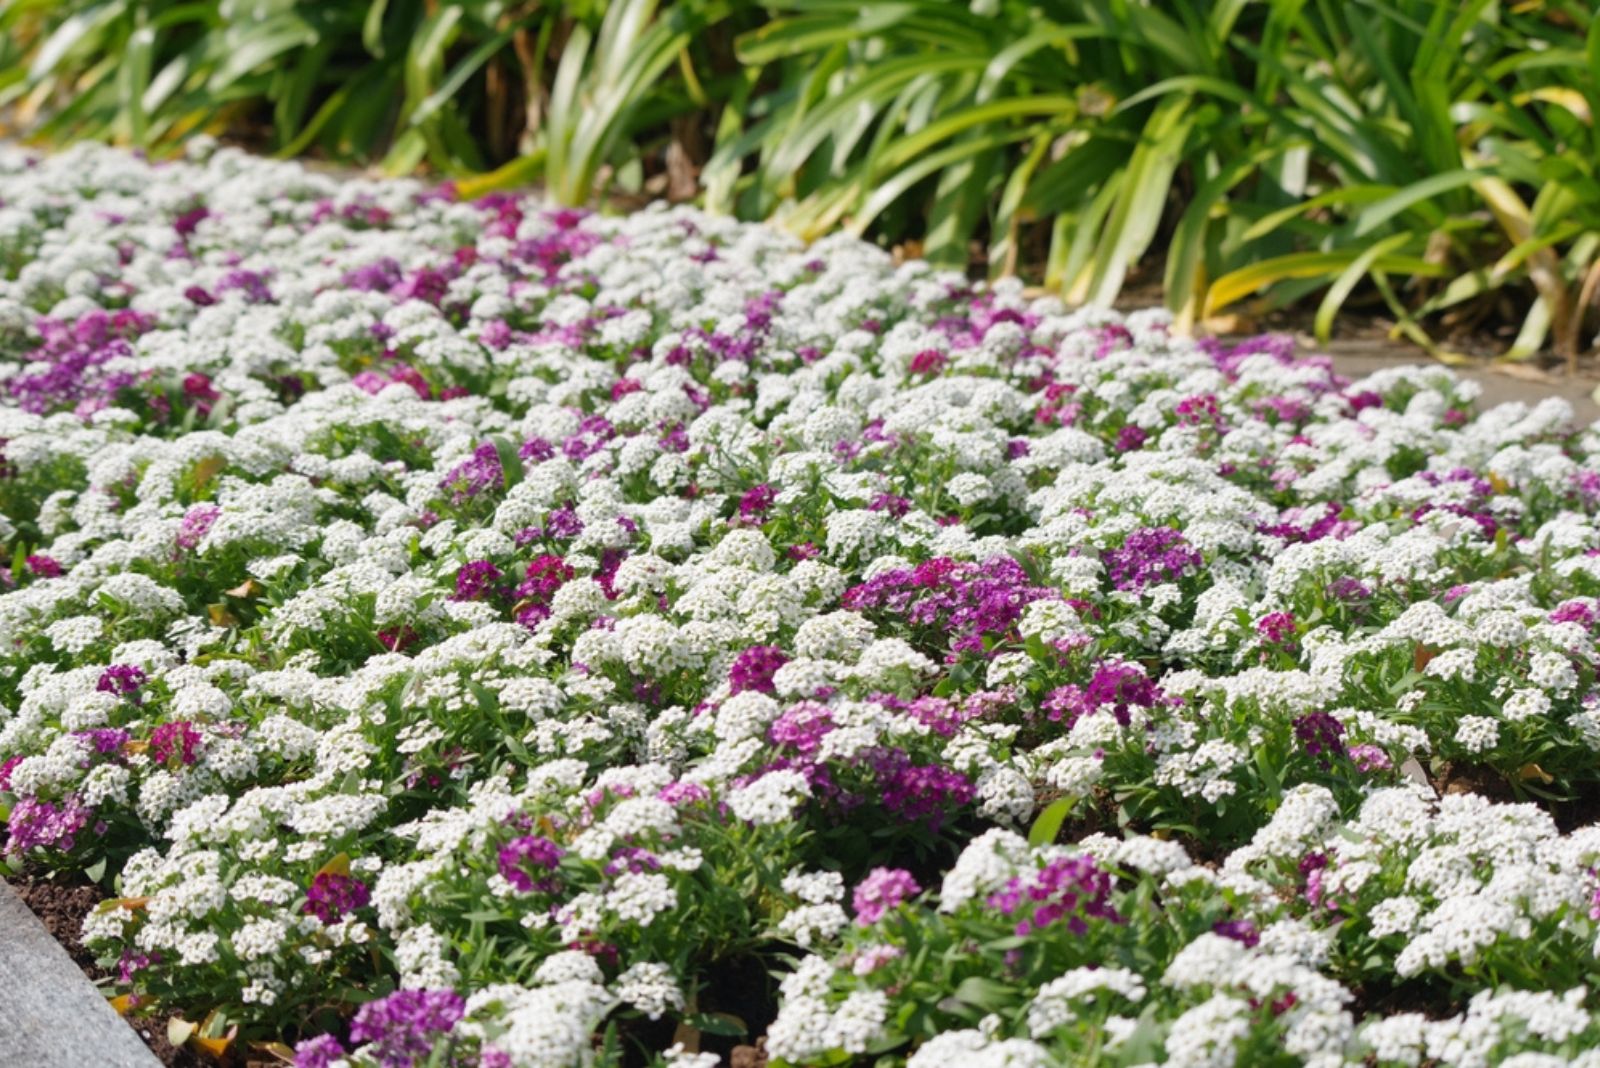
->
2;0;1598;363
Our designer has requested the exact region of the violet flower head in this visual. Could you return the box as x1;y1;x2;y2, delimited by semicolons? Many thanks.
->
1293;711;1346;768
149;721;202;766
1174;393;1225;432
1213;918;1260;947
985;853;1121;938
453;560;503;602
293;1034;347;1068
867;747;975;827
76;727;130;757
544;504;584;540
513;554;574;628
738;483;776;522
1349;744;1392;773
1326;577;1373;604
1103;527;1202;592
439;443;504;505
348;989;466;1068
767;701;834;757
868;493;911;518
97;663;147;698
730;645;789;696
852;867;921;925
1043;659;1162;729
842;556;1058;656
5;793;92;854
658;781;710;807
175;504;220;551
1256;611;1297;647
1113;425;1148;453
304;872;371;924
0;754;21;792
497;834;564;893
1549;600;1597;629
116;949;158;984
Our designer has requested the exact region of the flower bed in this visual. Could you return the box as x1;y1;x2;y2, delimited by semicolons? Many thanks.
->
3;143;1600;1068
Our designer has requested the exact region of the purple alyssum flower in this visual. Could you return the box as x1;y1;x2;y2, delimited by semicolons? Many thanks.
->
497;834;564;893
292;1034;347;1068
303;872;371;924
852;867;920;925
97;664;147;699
347;989;466;1068
986;853;1122;938
1293;711;1346;768
729;645;788;696
1103;527;1202;592
149;721;202;766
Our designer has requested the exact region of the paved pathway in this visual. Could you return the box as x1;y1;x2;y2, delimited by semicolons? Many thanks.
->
1315;339;1600;425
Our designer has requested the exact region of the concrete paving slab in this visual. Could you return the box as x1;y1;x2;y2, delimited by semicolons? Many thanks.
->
0;881;160;1068
1309;339;1600;426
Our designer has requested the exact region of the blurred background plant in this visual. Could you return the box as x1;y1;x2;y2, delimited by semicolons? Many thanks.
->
2;0;1597;367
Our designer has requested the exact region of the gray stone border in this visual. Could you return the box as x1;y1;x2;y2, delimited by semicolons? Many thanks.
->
0;880;161;1067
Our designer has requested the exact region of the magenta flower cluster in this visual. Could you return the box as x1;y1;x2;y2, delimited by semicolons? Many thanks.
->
986;853;1122;938
843;556;1058;656
303;872;371;924
852;867;921;925
1102;526;1203;592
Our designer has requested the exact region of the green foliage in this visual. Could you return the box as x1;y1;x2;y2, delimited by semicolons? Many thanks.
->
4;0;1600;362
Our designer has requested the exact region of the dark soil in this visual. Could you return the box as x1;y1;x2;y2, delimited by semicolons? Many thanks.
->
9;873;205;1067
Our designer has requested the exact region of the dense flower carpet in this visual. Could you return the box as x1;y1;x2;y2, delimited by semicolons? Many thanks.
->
3;143;1600;1068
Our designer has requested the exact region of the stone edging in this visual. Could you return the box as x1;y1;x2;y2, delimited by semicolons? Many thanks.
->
0;880;160;1067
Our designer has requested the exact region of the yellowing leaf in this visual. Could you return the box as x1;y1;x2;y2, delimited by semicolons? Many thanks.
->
316;851;351;878
99;896;151;913
207;604;239;628
192;1032;234;1060
191;455;226;489
167;1017;197;1048
223;579;261;598
1519;763;1554;785
109;994;136;1016
251;1041;298;1065
1523;87;1591;124
454;149;546;201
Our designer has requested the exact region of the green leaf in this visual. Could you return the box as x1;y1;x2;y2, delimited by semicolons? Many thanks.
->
117;24;153;146
362;0;391;58
1084;95;1194;307
1349;169;1484;238
952;976;1015;1013
1027;798;1073;848
412;15;537;129
211;17;317;90
489;435;524;491
28;3;123;83
1313;232;1415;342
